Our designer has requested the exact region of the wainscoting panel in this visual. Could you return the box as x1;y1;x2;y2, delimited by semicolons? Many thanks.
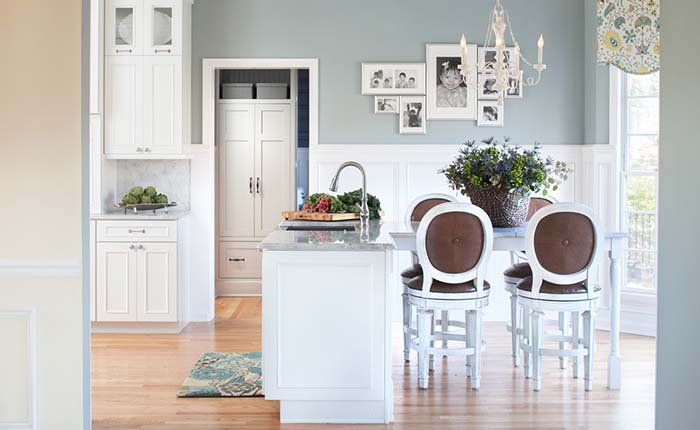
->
0;310;35;430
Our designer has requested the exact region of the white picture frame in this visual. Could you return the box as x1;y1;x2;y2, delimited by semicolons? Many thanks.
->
399;96;426;134
478;46;519;72
477;101;504;127
477;73;500;100
506;71;524;99
374;96;399;114
425;43;478;120
361;63;426;95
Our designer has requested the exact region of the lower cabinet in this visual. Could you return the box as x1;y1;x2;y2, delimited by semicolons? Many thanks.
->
94;218;188;329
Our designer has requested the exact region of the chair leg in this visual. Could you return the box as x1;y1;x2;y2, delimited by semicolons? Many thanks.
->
510;292;520;367
465;310;472;374
572;311;582;379
429;313;435;371
532;310;544;391
583;310;596;391
441;310;449;348
559;311;568;370
522;308;532;379
417;309;432;389
471;310;482;390
402;292;411;362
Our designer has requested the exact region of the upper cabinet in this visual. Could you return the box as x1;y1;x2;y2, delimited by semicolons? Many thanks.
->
106;0;143;55
103;0;191;159
144;0;182;55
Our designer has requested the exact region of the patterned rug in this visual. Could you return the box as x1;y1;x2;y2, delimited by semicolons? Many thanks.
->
177;352;263;397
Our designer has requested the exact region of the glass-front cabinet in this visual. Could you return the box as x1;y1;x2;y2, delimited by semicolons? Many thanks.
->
144;0;182;55
106;0;143;55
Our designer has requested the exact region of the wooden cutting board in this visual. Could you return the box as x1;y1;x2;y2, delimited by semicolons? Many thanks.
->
281;211;360;222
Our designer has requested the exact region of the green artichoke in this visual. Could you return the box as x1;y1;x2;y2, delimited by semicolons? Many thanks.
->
129;186;144;198
144;186;157;197
122;194;139;205
155;194;168;204
140;194;153;204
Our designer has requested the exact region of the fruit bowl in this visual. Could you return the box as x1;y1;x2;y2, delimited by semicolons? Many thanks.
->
115;202;177;214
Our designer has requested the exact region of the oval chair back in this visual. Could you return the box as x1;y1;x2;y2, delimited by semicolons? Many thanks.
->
527;195;557;221
405;193;458;224
415;203;493;296
525;203;605;300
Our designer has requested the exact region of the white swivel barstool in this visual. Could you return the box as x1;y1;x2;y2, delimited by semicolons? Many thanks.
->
517;203;604;391
400;194;457;362
407;202;493;390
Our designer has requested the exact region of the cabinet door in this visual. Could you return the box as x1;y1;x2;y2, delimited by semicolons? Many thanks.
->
218;103;256;238
136;242;177;322
143;56;182;154
96;242;138;321
104;55;143;155
105;0;143;55
254;103;293;237
143;0;182;55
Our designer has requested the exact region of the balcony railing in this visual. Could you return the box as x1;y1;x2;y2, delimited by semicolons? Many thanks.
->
624;210;656;289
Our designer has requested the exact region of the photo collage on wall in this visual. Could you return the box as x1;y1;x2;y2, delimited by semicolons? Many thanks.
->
362;43;526;132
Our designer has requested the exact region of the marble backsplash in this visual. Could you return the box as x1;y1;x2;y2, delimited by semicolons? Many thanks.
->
116;159;191;210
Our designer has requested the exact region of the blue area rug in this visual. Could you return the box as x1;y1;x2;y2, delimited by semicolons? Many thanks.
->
177;352;263;397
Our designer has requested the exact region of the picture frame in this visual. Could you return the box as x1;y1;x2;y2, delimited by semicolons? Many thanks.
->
425;43;478;120
374;96;399;114
477;101;504;127
506;71;523;99
477;46;519;72
361;63;426;95
399;96;426;134
477;73;500;100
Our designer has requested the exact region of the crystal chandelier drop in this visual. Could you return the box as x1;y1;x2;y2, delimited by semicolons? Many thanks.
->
459;0;547;104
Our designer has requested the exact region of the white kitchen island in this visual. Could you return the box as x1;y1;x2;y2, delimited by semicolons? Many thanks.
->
259;221;395;424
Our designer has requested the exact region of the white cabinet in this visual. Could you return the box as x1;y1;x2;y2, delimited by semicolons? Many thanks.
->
217;100;294;296
104;55;143;155
105;0;143;55
96;242;138;321
103;0;191;158
94;218;189;329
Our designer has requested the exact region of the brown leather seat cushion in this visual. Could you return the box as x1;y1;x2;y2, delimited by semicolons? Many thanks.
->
407;275;490;294
400;264;422;279
503;262;532;279
411;198;451;221
516;276;588;294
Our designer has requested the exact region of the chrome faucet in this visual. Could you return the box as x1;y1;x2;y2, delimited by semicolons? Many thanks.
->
329;161;369;227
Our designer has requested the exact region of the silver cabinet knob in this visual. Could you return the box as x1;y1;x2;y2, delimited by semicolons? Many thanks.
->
144;147;151;152
138;244;145;250
136;147;143;152
129;244;136;250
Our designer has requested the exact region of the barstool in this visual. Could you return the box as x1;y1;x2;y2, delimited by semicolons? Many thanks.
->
517;203;604;391
400;194;457;362
503;196;569;369
407;202;493;389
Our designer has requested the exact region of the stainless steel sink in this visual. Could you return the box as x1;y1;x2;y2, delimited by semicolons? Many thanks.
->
283;225;356;232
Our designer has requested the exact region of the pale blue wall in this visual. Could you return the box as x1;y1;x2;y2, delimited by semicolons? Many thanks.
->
656;0;700;427
583;0;609;144
192;0;589;145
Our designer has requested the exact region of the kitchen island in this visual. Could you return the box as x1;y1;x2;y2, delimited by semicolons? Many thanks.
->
259;220;396;424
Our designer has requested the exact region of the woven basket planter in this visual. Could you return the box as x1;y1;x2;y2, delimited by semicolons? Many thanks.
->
465;184;530;227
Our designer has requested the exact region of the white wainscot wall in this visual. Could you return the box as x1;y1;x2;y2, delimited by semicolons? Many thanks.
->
309;143;620;326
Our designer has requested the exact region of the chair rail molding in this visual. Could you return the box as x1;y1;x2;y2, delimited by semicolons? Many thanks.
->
0;260;81;278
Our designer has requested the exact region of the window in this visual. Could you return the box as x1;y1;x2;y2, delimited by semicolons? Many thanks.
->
620;72;659;291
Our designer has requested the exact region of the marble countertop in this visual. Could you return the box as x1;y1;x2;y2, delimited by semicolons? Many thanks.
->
259;220;398;251
90;210;191;221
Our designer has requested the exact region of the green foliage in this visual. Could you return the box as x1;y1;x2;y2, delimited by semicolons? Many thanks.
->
304;193;346;213
121;186;168;205
122;194;139;205
337;189;383;220
155;194;169;204
302;189;383;219
140;194;153;204
129;186;144;199
144;186;157;197
440;137;571;198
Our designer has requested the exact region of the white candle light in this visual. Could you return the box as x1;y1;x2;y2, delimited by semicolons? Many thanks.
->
460;34;468;76
537;34;544;65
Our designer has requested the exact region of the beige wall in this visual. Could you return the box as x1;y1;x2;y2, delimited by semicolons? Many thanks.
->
0;1;85;429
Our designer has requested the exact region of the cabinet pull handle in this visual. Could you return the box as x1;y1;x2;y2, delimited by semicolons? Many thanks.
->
116;48;133;53
249;177;253;194
228;258;245;262
128;229;146;234
154;49;171;53
256;177;261;194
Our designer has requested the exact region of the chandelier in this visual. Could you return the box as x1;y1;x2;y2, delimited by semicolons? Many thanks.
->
459;0;547;104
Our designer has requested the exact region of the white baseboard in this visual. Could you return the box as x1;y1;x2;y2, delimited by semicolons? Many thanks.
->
90;321;187;334
216;279;261;296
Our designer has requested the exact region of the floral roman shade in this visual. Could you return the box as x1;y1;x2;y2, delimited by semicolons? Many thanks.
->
597;0;660;74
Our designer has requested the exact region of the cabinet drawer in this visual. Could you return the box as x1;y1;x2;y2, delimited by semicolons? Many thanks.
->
97;220;177;242
219;242;261;279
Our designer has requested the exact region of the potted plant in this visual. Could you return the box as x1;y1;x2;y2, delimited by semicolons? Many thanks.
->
441;137;571;227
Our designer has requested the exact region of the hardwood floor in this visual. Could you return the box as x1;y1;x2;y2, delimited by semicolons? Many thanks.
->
92;297;655;429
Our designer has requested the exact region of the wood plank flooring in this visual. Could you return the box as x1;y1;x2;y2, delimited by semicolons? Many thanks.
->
92;297;655;429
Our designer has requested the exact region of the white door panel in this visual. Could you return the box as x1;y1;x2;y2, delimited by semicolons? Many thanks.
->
137;242;177;321
96;242;137;321
105;0;143;55
104;55;143;155
143;55;182;154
